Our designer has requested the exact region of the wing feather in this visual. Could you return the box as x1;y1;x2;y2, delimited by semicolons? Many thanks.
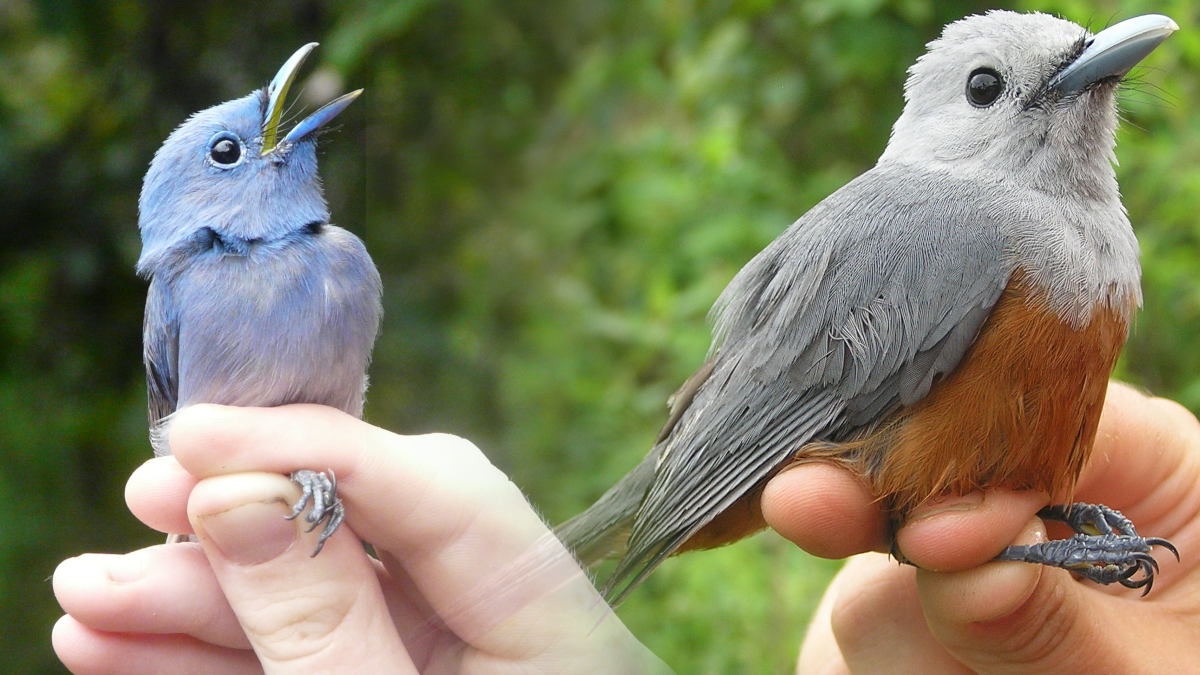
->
601;165;1018;601
143;276;179;455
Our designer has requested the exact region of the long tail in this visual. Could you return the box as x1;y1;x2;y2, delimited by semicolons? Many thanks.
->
555;361;714;595
554;449;659;569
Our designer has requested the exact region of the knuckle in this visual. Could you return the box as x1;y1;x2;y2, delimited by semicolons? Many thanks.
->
241;581;352;663
421;432;485;461
1151;396;1200;440
986;576;1073;667
401;433;526;548
829;554;908;650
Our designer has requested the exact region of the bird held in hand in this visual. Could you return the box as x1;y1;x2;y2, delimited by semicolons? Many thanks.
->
556;11;1180;604
137;44;380;555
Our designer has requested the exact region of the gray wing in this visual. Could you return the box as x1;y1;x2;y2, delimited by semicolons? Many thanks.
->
603;165;1016;602
555;361;714;566
143;275;179;456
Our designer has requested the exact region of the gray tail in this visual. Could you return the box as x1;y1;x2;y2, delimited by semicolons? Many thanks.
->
554;449;659;570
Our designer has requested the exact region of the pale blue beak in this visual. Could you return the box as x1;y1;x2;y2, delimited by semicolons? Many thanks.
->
1048;14;1177;95
261;43;363;155
282;89;363;145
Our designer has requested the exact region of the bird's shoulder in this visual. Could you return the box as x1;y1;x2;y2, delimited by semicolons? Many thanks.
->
711;163;1017;382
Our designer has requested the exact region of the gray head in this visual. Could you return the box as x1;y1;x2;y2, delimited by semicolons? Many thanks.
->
137;44;362;274
881;12;1176;198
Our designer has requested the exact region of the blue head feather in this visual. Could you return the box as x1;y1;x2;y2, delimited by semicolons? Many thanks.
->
136;89;330;274
137;45;379;436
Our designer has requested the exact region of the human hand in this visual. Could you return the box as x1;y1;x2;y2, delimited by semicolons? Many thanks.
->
53;404;670;675
763;382;1200;674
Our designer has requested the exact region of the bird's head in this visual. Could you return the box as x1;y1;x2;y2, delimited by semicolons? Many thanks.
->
137;44;361;274
880;11;1175;198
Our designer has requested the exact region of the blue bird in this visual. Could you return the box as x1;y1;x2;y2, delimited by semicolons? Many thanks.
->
137;44;381;555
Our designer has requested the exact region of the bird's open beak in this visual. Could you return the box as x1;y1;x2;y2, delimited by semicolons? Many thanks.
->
261;43;363;155
1047;14;1177;95
282;89;363;146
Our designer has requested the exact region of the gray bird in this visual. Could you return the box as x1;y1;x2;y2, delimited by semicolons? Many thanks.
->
137;44;380;554
557;11;1180;604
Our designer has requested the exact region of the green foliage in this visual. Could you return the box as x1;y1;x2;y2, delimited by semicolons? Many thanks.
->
0;1;1194;673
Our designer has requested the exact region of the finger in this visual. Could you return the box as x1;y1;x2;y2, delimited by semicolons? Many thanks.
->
762;462;889;558
53;615;261;675
53;545;248;649
796;557;851;675
126;457;197;536
373;550;449;670
897;489;1048;572
172;405;664;670
917;518;1200;674
1078;382;1200;540
827;554;972;675
188;472;415;675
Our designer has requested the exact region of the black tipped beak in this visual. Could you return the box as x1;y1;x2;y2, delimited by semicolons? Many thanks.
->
1048;14;1177;95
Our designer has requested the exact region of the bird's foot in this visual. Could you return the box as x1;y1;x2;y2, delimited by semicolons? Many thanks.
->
1038;502;1137;536
286;469;345;556
994;502;1178;596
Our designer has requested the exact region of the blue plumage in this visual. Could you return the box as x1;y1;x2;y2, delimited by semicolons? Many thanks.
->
137;45;380;554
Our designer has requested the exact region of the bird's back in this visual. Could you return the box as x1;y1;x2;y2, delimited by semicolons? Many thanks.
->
558;161;1138;602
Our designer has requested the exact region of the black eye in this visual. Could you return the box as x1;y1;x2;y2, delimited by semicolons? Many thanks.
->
207;133;243;167
966;68;1004;107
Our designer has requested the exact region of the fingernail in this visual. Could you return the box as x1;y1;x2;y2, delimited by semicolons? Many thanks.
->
196;499;297;566
105;551;149;583
910;490;984;521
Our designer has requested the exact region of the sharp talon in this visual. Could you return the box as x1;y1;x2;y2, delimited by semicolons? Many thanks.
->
311;533;328;557
1135;562;1153;583
1147;537;1180;561
1116;557;1158;596
311;500;345;557
287;469;346;556
1139;575;1154;596
285;492;310;521
1132;552;1160;574
1141;560;1157;579
994;527;1175;596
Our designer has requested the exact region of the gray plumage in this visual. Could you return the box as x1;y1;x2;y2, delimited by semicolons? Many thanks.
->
557;11;1170;604
137;45;379;549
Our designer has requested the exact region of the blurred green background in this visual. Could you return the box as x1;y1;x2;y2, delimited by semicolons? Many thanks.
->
1;0;1195;672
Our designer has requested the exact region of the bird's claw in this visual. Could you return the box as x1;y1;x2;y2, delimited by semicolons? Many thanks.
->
1145;537;1181;562
994;502;1177;596
1037;503;1135;537
286;468;345;556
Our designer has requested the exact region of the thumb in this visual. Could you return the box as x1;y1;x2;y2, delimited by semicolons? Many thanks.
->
915;517;1181;674
188;472;412;675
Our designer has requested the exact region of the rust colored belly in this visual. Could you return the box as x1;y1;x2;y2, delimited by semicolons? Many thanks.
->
681;272;1132;552
840;273;1131;518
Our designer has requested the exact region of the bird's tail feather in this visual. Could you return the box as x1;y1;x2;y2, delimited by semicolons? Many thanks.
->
554;449;659;569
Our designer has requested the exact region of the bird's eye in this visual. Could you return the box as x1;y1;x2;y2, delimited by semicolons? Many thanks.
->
966;68;1004;107
207;132;244;168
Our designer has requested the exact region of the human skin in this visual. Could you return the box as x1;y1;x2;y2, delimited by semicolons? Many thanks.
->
772;382;1200;674
51;383;1199;673
52;405;670;675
